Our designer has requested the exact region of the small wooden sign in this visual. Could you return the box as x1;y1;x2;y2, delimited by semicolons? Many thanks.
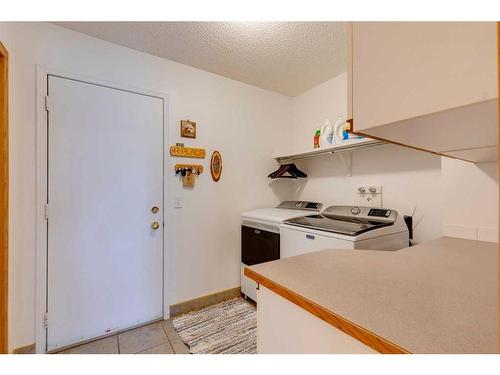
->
180;120;197;138
210;151;222;182
170;146;206;159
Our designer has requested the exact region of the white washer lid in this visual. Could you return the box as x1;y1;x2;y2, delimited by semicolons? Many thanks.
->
241;208;317;223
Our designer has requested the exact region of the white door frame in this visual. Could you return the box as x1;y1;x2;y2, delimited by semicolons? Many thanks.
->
35;65;170;353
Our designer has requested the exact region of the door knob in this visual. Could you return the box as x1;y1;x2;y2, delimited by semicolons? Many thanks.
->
151;221;160;230
151;206;159;214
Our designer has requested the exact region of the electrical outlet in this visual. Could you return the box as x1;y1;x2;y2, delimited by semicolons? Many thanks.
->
357;185;383;208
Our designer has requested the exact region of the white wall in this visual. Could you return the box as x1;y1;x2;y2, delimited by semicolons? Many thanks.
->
441;158;498;242
0;22;293;351
288;74;444;243
2;22;497;352
290;146;444;243
288;73;348;154
288;73;498;244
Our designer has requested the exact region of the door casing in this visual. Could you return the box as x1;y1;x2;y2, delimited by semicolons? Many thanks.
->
0;42;9;354
35;66;170;353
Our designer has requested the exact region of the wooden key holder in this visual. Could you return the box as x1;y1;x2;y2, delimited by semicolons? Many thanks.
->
175;164;203;188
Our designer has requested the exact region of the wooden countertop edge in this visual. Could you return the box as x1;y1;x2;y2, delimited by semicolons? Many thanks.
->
244;267;411;354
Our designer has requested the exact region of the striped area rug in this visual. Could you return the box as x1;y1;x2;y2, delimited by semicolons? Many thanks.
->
172;298;256;354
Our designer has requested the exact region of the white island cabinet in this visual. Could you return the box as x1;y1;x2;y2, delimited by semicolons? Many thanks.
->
256;285;376;354
247;238;497;354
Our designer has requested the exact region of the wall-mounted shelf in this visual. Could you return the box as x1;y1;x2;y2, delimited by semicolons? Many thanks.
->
274;138;385;177
275;138;385;163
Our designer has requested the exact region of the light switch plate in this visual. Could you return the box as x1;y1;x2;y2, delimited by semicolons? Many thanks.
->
174;197;183;208
357;185;383;208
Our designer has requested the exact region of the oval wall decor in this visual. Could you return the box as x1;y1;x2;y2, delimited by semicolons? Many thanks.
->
210;151;222;182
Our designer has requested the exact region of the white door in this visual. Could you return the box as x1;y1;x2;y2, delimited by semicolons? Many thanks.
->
46;76;164;351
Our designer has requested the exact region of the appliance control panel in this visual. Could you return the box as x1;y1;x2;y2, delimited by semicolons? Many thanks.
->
277;201;323;211
323;205;398;223
368;208;392;218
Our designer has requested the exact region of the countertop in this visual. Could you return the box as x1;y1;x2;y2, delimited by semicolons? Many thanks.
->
246;237;498;353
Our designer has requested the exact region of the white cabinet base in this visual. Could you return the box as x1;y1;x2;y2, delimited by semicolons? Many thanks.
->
241;264;257;301
257;285;376;354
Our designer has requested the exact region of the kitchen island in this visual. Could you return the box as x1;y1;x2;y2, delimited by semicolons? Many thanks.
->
244;237;498;354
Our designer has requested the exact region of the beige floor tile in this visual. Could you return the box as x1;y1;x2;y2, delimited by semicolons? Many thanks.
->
59;335;118;354
161;319;175;332
137;343;174;354
163;319;190;354
118;322;168;354
170;338;190;354
162;320;181;341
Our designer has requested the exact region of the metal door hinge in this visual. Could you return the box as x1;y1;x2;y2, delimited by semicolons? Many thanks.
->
45;95;50;111
43;312;48;328
44;204;49;220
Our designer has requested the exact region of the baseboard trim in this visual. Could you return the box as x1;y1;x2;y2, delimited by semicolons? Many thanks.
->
169;286;241;317
12;343;36;354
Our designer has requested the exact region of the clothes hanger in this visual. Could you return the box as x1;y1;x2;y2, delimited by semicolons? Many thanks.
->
269;164;294;178
287;164;307;178
268;164;288;178
268;163;307;179
275;164;296;178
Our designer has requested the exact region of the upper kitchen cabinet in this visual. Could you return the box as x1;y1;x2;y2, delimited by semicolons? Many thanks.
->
347;22;498;162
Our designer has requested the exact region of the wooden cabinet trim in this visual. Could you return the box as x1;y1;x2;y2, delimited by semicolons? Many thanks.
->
497;21;499;354
244;267;410;354
0;41;8;354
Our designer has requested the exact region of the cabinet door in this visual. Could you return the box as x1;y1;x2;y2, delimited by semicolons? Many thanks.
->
351;22;497;130
348;22;498;162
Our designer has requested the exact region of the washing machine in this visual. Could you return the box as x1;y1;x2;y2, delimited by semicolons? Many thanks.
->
240;201;322;301
280;205;409;258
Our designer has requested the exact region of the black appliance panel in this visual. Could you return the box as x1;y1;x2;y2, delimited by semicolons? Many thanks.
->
241;225;280;266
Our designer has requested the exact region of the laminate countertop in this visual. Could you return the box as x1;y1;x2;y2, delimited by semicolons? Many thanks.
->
245;237;498;353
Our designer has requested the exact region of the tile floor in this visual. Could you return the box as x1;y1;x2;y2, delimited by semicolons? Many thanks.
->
56;320;190;354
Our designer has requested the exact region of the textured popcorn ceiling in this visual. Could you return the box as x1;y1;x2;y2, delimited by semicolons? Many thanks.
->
54;22;346;96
